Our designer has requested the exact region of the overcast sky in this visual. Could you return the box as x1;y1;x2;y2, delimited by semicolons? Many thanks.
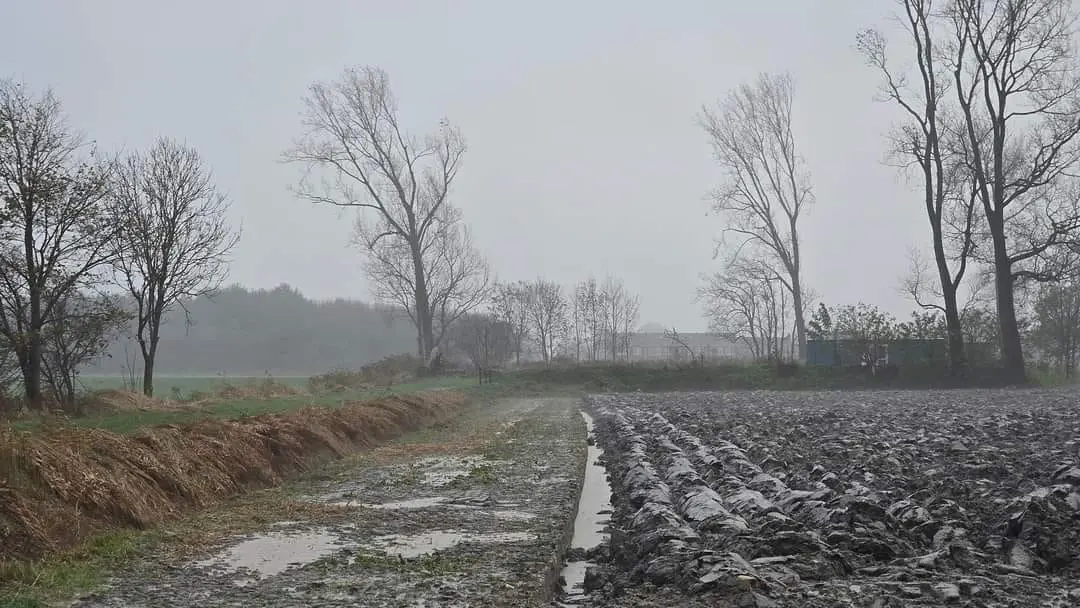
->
1;0;929;331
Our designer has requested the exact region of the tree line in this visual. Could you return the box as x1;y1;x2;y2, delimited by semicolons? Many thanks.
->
0;81;240;407
698;0;1080;381
445;275;641;380
84;284;417;379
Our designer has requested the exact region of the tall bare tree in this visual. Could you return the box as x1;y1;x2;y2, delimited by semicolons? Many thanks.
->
110;137;240;396
947;0;1080;380
858;0;979;376
0;80;119;405
284;65;468;363
699;72;814;360
523;278;567;363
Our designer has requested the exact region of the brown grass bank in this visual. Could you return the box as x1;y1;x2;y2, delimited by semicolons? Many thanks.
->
0;391;465;562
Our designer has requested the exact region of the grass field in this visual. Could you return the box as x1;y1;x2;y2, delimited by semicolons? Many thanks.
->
14;375;480;435
76;374;311;397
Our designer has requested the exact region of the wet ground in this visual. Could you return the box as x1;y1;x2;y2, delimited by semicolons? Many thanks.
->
70;397;587;608
576;390;1080;608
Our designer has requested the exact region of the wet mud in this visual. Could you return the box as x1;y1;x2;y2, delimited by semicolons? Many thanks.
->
573;389;1080;608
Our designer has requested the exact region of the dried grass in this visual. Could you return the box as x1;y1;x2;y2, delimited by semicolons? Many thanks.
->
212;380;301;400
81;389;182;413
0;391;464;561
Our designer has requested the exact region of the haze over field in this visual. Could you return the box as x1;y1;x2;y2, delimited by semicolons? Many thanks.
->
0;0;928;331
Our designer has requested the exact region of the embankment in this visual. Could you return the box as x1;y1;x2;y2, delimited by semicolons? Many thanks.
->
0;391;466;562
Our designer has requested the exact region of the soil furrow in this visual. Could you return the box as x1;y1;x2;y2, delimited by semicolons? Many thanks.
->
577;390;1080;608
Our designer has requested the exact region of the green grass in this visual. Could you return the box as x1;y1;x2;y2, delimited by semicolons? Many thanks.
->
77;374;310;397
0;530;147;606
10;375;478;435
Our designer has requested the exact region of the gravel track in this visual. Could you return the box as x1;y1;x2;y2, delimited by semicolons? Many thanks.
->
577;389;1080;607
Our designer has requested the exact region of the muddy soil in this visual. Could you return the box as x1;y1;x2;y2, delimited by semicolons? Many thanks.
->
577;389;1080;608
70;397;586;608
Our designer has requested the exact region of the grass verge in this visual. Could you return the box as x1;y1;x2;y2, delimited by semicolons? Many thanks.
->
0;391;466;565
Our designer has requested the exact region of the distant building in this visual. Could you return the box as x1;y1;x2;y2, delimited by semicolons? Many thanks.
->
626;332;758;362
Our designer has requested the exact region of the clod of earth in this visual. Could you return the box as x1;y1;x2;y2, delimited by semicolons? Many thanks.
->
574;389;1080;607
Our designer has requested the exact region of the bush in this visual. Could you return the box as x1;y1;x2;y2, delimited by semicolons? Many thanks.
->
308;354;427;393
509;360;1025;392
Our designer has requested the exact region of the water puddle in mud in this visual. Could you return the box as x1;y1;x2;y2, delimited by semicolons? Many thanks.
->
559;410;614;605
339;496;453;509
414;455;504;487
196;528;347;583
490;509;537;521
365;530;537;559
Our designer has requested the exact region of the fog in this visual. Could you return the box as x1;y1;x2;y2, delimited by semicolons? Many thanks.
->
2;0;926;333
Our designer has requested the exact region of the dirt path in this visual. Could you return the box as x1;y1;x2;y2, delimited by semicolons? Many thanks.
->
70;397;586;608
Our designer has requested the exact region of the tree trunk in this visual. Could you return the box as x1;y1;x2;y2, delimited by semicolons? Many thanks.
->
24;201;42;406
410;241;434;360
142;350;156;397
791;286;806;363
990;229;1025;381
931;223;967;377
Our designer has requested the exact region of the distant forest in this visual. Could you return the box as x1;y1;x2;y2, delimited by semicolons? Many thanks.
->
84;284;416;377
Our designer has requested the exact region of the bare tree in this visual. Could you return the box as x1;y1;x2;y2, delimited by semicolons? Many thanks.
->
110;137;240;396
41;293;129;408
663;328;698;363
700;257;791;361
573;277;606;360
946;0;1080;380
356;211;488;360
699;72;814;361
523;278;567;363
490;281;531;364
1031;282;1080;374
448;312;513;383
569;284;585;361
619;288;641;361
284;65;468;363
601;275;640;361
0;80;119;406
858;0;979;376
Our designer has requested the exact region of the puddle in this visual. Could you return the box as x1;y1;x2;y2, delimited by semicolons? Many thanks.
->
488;509;537;521
365;530;537;559
414;455;501;487
559;411;614;605
341;496;453;509
196;529;347;581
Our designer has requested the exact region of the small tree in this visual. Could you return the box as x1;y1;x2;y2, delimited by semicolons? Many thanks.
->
449;313;513;383
700;257;792;361
110;137;240;396
1031;281;1080;375
490;281;531;364
523;278;567;363
41;293;129;408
